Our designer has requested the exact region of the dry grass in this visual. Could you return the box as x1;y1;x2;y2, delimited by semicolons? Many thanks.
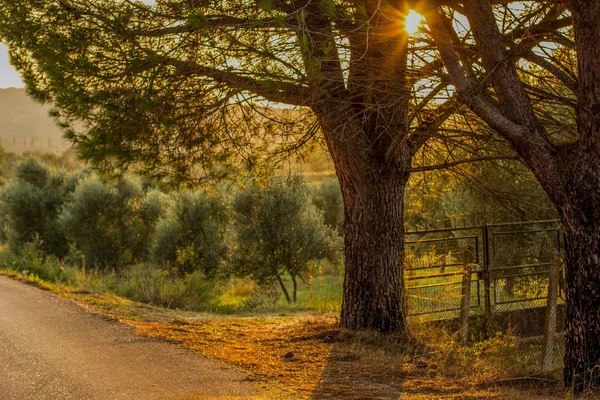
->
4;270;598;399
125;315;572;399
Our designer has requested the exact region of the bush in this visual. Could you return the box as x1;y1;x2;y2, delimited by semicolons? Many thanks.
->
232;176;342;304
151;190;227;278
59;176;170;269
0;237;78;285
0;158;81;257
101;264;216;310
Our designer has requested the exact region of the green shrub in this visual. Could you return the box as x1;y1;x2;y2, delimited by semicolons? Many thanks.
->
102;264;216;310
312;178;344;235
151;190;227;278
59;176;170;269
232;176;342;304
0;158;81;257
0;237;77;284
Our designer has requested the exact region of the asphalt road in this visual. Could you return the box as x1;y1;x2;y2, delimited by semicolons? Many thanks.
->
0;275;258;399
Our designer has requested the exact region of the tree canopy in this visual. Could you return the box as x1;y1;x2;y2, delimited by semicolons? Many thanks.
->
0;0;461;335
0;1;467;182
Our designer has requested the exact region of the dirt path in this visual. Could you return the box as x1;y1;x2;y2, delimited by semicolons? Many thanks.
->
0;275;258;400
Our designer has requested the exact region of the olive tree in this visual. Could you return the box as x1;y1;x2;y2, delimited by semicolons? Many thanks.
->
232;177;341;304
0;158;79;257
151;190;227;278
59;177;168;269
311;178;344;236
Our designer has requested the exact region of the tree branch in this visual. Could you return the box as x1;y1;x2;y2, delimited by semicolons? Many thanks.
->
412;155;520;173
424;3;524;137
127;18;288;37
407;95;462;156
424;1;560;169
153;54;311;107
521;51;577;93
507;16;572;42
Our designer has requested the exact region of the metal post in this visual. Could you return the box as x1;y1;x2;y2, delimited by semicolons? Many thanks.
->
460;266;472;345
483;224;492;315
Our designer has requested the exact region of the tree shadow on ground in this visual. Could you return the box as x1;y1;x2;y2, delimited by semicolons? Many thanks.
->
308;327;565;400
124;311;566;400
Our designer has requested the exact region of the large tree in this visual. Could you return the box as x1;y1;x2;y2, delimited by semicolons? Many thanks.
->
422;0;600;390
0;0;468;333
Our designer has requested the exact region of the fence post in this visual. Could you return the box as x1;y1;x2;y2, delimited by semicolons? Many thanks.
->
542;257;561;372
459;265;472;345
482;224;492;315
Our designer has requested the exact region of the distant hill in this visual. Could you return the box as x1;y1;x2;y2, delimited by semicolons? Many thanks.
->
0;88;336;179
0;88;70;154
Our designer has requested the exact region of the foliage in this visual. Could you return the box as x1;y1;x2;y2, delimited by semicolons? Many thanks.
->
0;149;24;187
101;264;216;310
232;176;342;303
311;178;344;235
0;236;76;284
58;176;170;269
240;283;282;312
0;157;80;257
404;162;557;231
0;0;320;185
151;190;227;278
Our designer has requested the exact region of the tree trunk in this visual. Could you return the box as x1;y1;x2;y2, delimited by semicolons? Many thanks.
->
298;0;413;335
562;221;600;390
562;2;600;390
276;274;292;305
312;97;414;334
561;189;600;390
339;172;410;333
291;275;298;304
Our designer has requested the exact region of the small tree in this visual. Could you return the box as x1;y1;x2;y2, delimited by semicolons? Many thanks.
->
151;190;227;279
232;177;341;304
59;176;169;269
0;158;79;257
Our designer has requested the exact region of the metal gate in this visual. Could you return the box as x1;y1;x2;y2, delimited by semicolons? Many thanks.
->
404;220;563;319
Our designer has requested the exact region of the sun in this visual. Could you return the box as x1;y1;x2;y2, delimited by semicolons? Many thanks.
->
404;10;424;35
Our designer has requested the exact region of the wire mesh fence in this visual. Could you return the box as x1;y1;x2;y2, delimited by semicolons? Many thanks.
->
404;219;566;375
404;219;563;320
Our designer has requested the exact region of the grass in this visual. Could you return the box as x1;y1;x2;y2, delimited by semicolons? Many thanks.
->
0;241;344;316
273;275;343;313
0;240;544;321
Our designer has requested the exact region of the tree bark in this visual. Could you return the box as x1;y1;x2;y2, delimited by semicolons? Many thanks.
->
311;88;414;334
339;171;410;333
562;215;600;390
559;1;600;390
312;93;413;334
291;275;298;304
276;274;292;305
559;158;600;390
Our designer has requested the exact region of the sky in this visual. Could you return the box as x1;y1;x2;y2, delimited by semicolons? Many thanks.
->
0;43;24;88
